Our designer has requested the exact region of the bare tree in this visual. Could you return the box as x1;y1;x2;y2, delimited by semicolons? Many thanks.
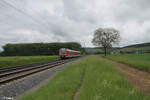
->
92;27;120;56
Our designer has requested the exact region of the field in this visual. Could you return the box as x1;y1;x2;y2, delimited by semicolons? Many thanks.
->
106;54;150;71
85;48;104;54
19;55;149;100
0;56;58;68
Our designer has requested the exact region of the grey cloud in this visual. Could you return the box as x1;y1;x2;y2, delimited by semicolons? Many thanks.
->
0;0;150;50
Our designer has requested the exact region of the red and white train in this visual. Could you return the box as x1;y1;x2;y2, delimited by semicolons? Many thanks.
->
59;48;81;59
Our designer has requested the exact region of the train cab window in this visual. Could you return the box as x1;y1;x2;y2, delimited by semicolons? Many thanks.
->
60;48;66;54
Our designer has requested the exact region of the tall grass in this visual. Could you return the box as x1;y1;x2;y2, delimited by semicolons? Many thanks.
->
0;56;58;68
78;56;149;100
107;54;150;71
19;55;149;100
19;57;85;100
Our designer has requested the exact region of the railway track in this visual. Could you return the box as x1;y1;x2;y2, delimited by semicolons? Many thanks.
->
0;57;79;86
0;60;61;73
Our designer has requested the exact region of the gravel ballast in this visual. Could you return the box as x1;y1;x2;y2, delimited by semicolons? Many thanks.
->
0;60;76;100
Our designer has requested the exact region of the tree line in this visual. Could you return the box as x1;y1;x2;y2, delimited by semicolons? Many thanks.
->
0;42;82;56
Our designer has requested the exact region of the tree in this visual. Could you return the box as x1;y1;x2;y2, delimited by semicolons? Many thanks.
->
92;27;120;56
2;42;82;56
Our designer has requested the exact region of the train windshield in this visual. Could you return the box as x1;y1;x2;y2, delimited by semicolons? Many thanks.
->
60;48;66;54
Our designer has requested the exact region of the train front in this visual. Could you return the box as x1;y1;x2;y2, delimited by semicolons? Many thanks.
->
59;48;68;59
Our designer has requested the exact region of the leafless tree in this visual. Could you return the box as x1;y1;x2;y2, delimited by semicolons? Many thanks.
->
92;27;120;56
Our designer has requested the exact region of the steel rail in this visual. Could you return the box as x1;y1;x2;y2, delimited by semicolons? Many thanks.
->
0;57;79;85
0;60;65;78
0;59;61;73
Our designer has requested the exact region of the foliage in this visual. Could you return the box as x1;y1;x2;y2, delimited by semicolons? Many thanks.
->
1;42;82;56
0;52;3;56
19;56;149;100
92;28;120;56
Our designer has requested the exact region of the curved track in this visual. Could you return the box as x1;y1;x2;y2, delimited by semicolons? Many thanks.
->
0;57;79;85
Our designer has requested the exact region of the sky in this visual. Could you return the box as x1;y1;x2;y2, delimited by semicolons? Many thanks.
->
0;0;150;50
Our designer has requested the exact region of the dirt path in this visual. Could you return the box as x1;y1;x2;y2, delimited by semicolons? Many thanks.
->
100;57;150;96
73;69;86;100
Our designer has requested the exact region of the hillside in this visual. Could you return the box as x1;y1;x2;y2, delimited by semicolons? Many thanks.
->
84;47;104;54
112;42;150;54
85;47;120;54
123;42;150;48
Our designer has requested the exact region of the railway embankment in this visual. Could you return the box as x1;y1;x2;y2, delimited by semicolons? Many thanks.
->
0;58;80;100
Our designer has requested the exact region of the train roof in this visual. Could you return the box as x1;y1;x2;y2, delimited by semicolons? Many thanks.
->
60;48;81;53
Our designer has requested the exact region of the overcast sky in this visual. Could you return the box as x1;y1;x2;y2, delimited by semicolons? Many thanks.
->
0;0;150;50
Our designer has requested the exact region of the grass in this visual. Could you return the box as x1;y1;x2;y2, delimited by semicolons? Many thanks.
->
0;56;58;68
78;56;149;100
106;54;150;71
19;57;85;100
19;55;149;100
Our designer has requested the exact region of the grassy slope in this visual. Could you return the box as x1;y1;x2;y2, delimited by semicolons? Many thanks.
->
0;56;58;68
19;55;149;100
107;54;150;71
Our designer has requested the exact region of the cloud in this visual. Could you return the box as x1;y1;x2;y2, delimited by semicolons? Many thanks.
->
0;0;150;50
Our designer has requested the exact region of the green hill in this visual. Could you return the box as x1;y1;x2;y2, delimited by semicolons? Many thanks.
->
84;47;104;54
85;47;120;54
123;42;150;48
112;42;150;54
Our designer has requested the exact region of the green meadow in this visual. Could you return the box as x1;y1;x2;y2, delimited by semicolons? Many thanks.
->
19;55;149;100
107;54;150;71
0;56;58;68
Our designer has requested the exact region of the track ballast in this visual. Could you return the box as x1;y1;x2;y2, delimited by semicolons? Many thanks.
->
0;57;79;85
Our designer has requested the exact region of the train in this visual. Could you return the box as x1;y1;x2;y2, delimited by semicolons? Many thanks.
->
59;48;81;59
